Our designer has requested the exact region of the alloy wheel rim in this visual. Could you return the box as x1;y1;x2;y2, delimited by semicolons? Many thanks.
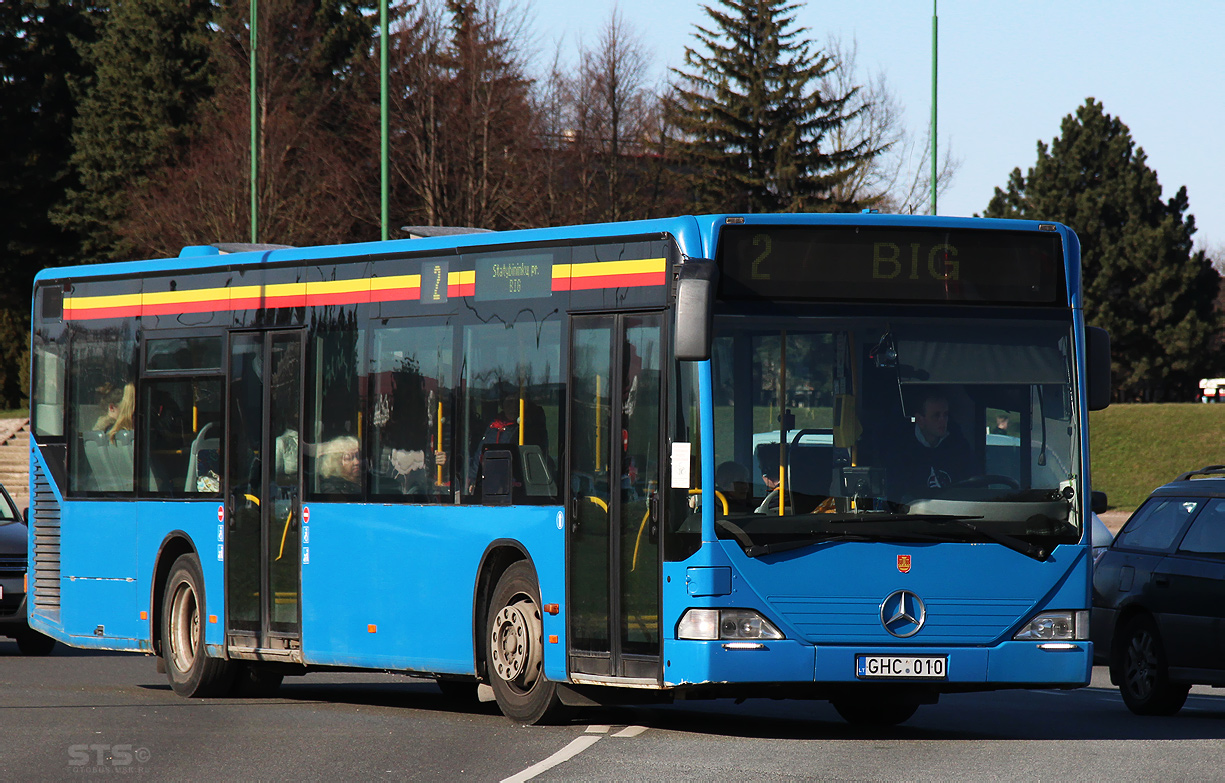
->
1124;630;1156;700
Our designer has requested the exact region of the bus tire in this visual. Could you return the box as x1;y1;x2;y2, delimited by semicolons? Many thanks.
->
486;562;567;724
230;664;284;697
832;695;920;726
15;629;57;656
1116;615;1189;716
162;554;234;698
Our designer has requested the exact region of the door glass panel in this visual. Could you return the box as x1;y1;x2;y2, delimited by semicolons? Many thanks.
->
268;333;301;633
570;317;613;652
227;334;263;634
620;315;662;655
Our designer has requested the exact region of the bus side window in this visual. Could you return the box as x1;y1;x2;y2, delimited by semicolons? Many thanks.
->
141;378;223;495
461;319;563;505
369;321;454;502
306;324;366;499
68;330;137;495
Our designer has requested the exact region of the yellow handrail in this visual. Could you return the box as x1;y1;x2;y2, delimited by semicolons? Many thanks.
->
632;504;651;571
687;488;728;516
585;495;609;513
276;508;294;561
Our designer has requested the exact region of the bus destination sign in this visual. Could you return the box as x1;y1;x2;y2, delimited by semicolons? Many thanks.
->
716;225;1065;305
475;252;554;301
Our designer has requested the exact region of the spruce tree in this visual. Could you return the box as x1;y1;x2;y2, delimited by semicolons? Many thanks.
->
985;98;1219;401
668;0;877;213
52;0;215;265
0;0;103;406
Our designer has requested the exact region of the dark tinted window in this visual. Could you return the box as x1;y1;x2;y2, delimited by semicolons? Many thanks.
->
146;336;223;371
1176;498;1225;555
1116;497;1201;552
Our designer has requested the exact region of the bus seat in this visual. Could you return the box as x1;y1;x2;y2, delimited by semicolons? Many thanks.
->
82;431;114;491
184;423;218;492
111;429;135;491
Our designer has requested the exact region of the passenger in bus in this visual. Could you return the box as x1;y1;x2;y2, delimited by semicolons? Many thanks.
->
888;389;972;498
389;447;446;494
317;435;362;494
468;387;550;491
93;382;135;443
715;461;752;512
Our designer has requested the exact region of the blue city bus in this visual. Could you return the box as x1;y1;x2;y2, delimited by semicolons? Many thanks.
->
26;213;1110;725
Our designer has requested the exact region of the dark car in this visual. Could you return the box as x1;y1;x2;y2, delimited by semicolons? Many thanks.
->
0;483;56;655
1092;466;1225;715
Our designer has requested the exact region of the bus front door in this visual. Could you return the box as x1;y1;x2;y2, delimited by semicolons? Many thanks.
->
567;313;664;683
225;330;304;656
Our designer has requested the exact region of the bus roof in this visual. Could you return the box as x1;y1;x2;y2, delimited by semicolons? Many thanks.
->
32;213;1075;285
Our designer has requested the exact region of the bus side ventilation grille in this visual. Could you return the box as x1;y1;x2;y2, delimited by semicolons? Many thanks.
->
31;459;61;621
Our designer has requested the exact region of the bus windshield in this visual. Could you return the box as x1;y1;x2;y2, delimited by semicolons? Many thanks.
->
709;315;1080;558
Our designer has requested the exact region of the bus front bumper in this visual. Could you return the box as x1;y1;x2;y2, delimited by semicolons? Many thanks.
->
662;638;1092;689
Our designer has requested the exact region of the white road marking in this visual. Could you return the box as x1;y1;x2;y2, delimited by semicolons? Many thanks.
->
585;724;610;734
612;725;648;738
500;735;602;783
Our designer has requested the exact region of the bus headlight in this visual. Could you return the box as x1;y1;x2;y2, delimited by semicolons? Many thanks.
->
1013;610;1088;641
677;608;784;640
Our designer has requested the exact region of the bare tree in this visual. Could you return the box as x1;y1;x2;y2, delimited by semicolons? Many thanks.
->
578;9;653;221
120;0;377;254
391;0;540;230
820;37;959;215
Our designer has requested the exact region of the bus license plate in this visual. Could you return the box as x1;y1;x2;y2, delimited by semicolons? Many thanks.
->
856;655;947;679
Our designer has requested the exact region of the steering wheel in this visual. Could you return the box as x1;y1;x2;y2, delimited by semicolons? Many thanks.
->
950;474;1021;489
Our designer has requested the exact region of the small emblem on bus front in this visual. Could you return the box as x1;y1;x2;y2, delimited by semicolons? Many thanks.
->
880;590;926;638
897;555;912;573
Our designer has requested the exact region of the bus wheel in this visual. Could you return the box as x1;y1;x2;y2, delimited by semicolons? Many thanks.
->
486;562;567;724
15;630;57;656
832;695;920;726
1116;615;1189;716
230;664;284;697
162;554;234;698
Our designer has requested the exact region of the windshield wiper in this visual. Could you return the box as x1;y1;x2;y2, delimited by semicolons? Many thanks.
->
742;530;944;558
922;516;1051;562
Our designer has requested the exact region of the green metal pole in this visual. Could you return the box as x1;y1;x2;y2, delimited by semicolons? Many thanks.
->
930;0;938;216
380;0;389;241
250;0;258;243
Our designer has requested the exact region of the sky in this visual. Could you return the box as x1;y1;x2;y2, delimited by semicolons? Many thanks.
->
528;0;1223;254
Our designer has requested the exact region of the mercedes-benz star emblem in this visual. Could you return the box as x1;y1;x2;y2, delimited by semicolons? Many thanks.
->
880;589;926;638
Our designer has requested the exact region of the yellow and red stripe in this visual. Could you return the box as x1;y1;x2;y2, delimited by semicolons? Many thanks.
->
63;258;666;321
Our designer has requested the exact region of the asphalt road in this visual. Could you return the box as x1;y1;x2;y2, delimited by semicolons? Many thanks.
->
3;641;1224;781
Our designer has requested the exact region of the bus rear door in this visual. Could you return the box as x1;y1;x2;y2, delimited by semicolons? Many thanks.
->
224;330;304;657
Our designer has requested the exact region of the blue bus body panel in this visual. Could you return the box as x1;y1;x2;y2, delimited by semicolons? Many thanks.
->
57;501;142;647
662;540;1092;687
33;498;227;651
298;503;565;677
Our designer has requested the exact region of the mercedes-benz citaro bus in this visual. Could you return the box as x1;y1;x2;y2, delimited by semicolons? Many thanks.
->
26;213;1111;725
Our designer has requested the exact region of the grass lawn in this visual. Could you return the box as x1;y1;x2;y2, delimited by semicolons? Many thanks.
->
1090;403;1225;512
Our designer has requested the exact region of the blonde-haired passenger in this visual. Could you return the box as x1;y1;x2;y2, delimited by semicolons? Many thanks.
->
317;435;361;494
94;383;135;443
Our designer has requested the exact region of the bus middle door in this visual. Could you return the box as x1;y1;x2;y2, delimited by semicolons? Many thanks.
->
567;313;664;684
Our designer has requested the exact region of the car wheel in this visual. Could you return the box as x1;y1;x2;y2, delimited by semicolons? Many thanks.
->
1115;615;1189;716
15;629;57;656
831;695;920;726
486;562;568;724
162;554;235;697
